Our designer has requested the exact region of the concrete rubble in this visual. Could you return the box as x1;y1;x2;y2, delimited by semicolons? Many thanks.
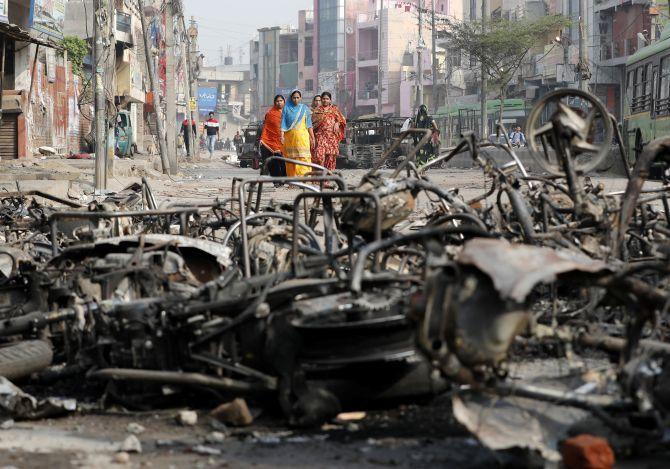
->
0;89;668;466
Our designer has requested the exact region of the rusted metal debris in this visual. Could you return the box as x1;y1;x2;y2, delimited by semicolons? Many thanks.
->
0;88;669;461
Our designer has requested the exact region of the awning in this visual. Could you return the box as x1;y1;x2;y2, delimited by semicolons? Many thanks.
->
0;22;63;50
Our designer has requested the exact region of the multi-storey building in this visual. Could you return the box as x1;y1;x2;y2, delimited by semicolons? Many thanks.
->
298;10;318;104
198;63;251;137
591;0;664;118
249;26;299;120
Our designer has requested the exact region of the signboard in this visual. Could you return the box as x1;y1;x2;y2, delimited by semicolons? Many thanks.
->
0;0;8;24
31;0;67;40
198;87;217;114
189;98;197;111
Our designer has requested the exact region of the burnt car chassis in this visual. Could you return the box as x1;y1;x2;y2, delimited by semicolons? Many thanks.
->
0;88;669;458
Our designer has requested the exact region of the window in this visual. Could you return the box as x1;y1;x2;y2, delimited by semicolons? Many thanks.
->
306;79;314;92
632;64;653;113
657;56;670;115
304;37;313;66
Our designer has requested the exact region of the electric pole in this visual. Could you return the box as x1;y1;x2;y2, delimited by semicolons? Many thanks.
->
431;0;438;114
480;0;488;139
94;0;107;193
105;0;115;177
165;0;178;174
189;17;201;157
416;0;424;110
578;0;588;91
138;0;170;174
377;6;383;116
176;0;196;159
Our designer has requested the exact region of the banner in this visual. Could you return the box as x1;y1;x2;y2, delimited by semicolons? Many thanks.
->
31;0;67;40
198;87;218;115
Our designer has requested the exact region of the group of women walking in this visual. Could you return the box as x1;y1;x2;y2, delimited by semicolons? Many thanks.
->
259;89;346;177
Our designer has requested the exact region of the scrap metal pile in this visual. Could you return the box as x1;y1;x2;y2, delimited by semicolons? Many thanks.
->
1;89;669;461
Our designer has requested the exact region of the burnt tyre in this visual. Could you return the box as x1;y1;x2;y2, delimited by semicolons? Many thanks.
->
0;340;53;380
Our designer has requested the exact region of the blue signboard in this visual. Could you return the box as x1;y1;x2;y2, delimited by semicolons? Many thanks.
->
198;87;217;115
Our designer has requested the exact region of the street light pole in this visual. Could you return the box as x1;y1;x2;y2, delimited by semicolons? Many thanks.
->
416;0;424;109
480;0;489;139
578;0;588;91
94;0;107;193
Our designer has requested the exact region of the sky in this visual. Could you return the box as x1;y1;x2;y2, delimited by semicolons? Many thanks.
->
184;0;313;67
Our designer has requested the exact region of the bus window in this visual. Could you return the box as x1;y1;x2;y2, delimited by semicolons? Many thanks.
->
627;70;634;104
659;56;670;115
634;67;642;100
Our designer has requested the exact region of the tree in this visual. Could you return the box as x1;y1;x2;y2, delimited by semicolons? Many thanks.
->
442;15;570;133
60;36;90;77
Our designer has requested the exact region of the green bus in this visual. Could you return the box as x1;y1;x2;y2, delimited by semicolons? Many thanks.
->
435;99;528;146
624;25;670;162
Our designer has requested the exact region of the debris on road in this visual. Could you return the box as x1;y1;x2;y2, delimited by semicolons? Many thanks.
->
0;88;669;465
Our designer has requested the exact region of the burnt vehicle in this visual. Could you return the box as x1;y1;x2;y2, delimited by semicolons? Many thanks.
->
2;87;670;465
238;123;262;168
341;117;411;168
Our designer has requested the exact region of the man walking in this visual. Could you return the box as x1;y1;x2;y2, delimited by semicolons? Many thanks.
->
204;112;220;158
180;117;197;158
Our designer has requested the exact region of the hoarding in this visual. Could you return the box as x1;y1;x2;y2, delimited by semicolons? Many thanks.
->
31;0;67;40
198;87;218;115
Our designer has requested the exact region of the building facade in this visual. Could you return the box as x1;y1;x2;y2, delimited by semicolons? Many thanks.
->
250;26;299;120
0;0;92;159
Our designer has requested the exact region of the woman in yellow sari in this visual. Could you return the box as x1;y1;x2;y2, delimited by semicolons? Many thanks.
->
281;90;315;177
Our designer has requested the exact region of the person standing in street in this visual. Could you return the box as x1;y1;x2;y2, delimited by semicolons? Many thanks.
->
313;91;346;171
281;89;315;177
260;94;286;178
233;131;243;154
412;104;439;165
180;117;197;158
509;125;526;147
311;95;322;111
203;112;220;158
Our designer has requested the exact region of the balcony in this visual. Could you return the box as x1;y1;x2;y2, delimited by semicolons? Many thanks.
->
598;38;638;65
116;12;133;45
358;49;379;62
357;12;380;28
358;89;378;100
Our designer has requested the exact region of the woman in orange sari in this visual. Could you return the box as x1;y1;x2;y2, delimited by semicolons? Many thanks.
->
259;94;285;177
313;91;346;171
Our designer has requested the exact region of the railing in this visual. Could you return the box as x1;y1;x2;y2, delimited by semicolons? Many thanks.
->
656;97;670;116
631;94;652;114
358;90;378;100
358;49;379;61
357;12;379;23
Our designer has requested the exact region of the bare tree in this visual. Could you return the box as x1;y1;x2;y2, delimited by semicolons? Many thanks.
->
442;15;570;133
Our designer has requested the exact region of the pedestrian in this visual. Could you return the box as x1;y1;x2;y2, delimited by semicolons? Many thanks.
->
311;95;322;111
412;104;439;164
260;94;286;179
313;91;346;171
225;137;232;151
281;89;315;177
180;117;196;157
203;112;220;158
233;131;243;154
509;125;526;148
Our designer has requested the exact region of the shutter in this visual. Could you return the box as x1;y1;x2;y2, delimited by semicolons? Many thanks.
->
0;113;17;159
